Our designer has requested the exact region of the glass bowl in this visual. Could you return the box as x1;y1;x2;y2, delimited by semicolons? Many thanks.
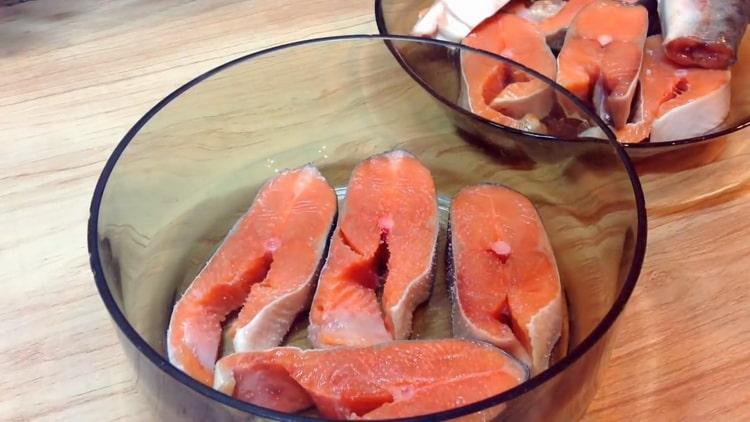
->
375;0;750;214
88;35;646;421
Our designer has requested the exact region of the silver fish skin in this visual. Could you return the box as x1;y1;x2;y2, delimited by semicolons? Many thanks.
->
659;0;750;69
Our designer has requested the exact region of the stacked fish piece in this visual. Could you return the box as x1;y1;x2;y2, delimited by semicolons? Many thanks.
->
167;151;563;419
413;0;750;143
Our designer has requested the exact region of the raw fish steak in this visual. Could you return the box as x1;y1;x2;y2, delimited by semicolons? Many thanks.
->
447;184;562;375
214;339;528;419
461;13;557;132
556;0;648;128
659;0;750;69
308;151;438;348
167;166;337;385
617;35;731;143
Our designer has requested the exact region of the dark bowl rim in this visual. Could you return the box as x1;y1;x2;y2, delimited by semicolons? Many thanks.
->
87;34;648;421
373;0;750;149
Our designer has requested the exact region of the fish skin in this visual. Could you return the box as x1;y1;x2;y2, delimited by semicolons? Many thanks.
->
308;150;439;348
442;0;511;28
513;0;565;24
167;166;337;384
214;339;528;420
446;184;562;375
659;0;750;69
411;0;510;42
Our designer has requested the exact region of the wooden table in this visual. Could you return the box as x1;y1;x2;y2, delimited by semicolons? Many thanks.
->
2;1;748;420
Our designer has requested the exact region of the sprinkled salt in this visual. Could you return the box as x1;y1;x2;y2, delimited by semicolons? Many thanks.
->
264;238;281;253
378;216;395;232
491;240;512;263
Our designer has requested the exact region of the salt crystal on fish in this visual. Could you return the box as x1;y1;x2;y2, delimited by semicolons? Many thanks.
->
597;35;613;46
264;238;281;253
378;216;395;231
491;240;512;262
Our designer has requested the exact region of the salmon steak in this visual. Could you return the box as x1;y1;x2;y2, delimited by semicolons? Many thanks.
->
447;185;562;375
308;151;438;348
617;35;731;143
461;13;557;132
556;0;648;129
659;0;750;69
167;166;337;385
509;0;596;50
213;339;528;419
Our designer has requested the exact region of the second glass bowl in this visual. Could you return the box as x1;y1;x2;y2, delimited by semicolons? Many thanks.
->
375;0;750;214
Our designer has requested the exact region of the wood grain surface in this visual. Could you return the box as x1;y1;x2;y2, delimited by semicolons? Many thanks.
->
1;1;748;421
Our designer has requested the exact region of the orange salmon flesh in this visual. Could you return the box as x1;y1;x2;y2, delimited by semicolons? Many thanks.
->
214;339;528;419
448;184;562;375
617;35;731;143
163;152;573;419
462;13;557;131
308;151;438;348
556;0;648;129
167;166;337;385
